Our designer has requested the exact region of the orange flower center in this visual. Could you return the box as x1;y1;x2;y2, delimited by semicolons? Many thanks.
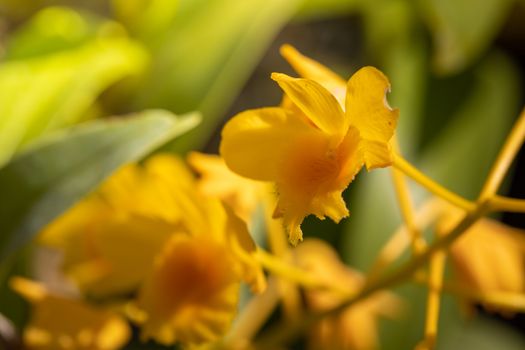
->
153;237;236;313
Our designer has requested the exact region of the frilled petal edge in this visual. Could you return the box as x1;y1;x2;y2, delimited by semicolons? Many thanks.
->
345;66;399;170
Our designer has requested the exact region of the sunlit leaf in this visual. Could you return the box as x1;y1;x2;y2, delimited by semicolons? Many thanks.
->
0;36;148;166
419;52;521;197
111;0;178;43
4;6;125;60
295;0;358;20
421;0;514;74
0;110;200;261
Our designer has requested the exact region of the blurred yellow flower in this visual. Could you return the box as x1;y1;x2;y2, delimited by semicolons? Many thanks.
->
438;206;525;313
38;155;192;298
294;239;402;350
220;45;398;244
187;151;263;223
39;154;265;347
137;188;265;345
10;277;130;350
138;235;239;345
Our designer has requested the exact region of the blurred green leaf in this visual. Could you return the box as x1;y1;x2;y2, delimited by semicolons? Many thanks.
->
295;0;358;20
133;0;301;152
420;0;514;74
0;246;31;331
0;0;110;22
420;51;521;197
438;294;525;349
0;110;200;261
4;6;126;60
341;51;521;350
112;0;178;43
0;0;43;21
0;36;148;166
361;0;429;151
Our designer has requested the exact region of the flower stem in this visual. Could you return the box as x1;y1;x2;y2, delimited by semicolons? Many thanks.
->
390;165;427;254
262;190;302;319
255;249;323;290
224;279;281;347
412;273;525;312
489;195;525;213
416;250;446;350
479;107;525;200
367;199;442;281
392;153;475;212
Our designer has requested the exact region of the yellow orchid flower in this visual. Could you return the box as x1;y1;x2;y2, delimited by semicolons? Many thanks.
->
10;277;130;350
438;206;525;313
220;45;398;244
294;239;402;350
136;189;265;346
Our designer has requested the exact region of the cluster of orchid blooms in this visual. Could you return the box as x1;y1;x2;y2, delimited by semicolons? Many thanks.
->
12;45;525;350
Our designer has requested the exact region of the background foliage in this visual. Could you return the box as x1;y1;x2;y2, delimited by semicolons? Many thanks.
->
0;0;524;349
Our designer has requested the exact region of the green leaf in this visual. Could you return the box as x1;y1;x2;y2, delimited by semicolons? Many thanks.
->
0;31;148;166
438;294;525;349
132;0;301;152
360;0;429;151
0;110;200;261
295;0;358;20
419;51;522;198
111;0;178;43
420;0;514;74
4;7;125;60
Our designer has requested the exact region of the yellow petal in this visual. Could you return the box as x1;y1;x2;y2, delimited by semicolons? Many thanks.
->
10;277;130;350
187;152;262;223
145;153;196;192
361;139;393;169
39;194;175;298
223;205;266;293
280;44;347;106
145;154;209;231
96;164;143;214
38;196;109;248
220;107;317;181
271;73;346;136
97;162;176;224
10;277;47;302
450;218;525;294
77;217;175;297
310;190;349;222
346;66;399;170
96;154;198;225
